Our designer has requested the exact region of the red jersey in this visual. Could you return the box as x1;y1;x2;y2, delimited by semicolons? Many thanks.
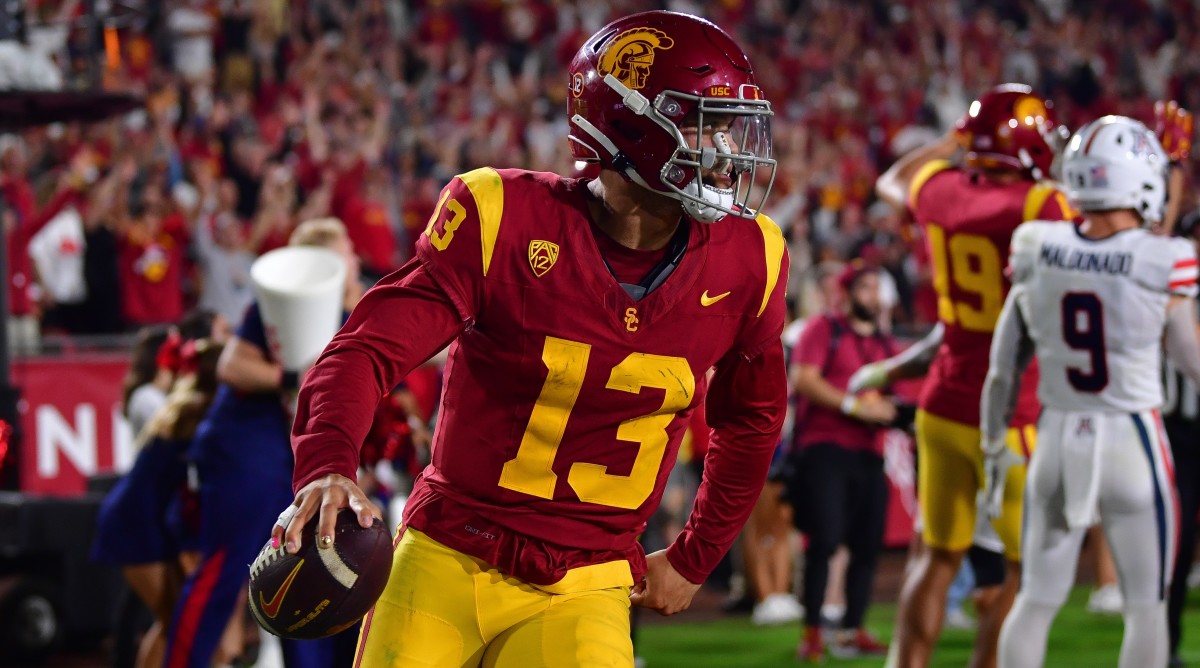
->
118;214;190;326
909;160;1075;427
793;314;897;453
340;195;397;275
293;168;789;589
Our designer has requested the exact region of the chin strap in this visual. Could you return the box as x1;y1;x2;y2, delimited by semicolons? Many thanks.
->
680;182;735;223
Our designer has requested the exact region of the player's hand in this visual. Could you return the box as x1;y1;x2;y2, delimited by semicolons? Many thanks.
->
1154;100;1193;163
629;550;701;616
980;444;1023;521
271;473;382;554
850;392;898;425
847;362;889;394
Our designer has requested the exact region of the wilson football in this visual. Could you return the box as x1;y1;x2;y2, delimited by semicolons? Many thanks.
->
248;508;393;639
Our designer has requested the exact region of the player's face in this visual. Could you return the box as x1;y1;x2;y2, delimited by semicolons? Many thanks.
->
679;113;739;191
848;272;881;321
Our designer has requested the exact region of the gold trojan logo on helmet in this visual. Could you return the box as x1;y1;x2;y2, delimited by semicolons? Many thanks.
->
598;28;674;90
1013;95;1049;128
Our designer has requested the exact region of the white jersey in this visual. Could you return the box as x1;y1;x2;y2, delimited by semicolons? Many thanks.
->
1007;221;1198;412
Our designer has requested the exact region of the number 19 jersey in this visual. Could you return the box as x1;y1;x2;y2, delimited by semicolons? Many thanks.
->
1007;221;1198;412
909;160;1075;426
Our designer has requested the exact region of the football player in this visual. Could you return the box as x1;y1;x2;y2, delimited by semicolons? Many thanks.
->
872;84;1075;668
982;115;1200;668
272;11;789;668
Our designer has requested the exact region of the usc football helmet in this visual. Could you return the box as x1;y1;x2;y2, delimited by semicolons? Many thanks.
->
1061;115;1169;225
568;11;776;223
956;84;1068;181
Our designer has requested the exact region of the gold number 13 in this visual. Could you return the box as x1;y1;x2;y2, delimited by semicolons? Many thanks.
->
498;337;695;510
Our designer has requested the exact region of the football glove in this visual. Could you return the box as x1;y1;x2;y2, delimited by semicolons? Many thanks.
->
847;362;889;394
1154;99;1193;163
980;441;1023;521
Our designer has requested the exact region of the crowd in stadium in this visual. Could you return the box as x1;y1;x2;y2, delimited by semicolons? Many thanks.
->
5;0;1200;667
5;0;1198;339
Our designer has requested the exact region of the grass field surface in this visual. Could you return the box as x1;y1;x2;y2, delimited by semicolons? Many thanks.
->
637;587;1200;667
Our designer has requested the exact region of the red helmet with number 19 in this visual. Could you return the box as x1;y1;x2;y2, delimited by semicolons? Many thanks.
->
568;11;776;223
956;83;1068;181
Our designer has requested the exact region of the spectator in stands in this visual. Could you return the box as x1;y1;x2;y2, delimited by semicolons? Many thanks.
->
191;173;255;328
788;262;898;661
116;170;191;329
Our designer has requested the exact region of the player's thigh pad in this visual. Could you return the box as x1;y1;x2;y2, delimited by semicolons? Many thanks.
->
916;410;982;552
355;528;489;667
482;587;633;668
356;528;633;668
1100;412;1177;608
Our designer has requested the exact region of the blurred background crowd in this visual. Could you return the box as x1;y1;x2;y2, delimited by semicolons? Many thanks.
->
5;0;1200;345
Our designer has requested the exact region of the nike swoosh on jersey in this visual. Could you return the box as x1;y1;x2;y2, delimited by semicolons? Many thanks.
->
701;290;731;306
260;559;305;619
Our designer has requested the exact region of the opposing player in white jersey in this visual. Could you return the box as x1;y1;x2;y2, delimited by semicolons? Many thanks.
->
980;115;1200;668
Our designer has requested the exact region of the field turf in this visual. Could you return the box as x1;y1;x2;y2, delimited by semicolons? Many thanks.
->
636;586;1200;667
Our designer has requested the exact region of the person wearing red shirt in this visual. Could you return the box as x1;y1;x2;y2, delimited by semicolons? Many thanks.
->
790;262;898;661
338;190;397;279
273;11;786;667
117;176;191;328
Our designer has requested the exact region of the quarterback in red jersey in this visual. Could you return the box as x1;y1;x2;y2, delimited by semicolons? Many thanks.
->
872;84;1075;668
271;11;788;667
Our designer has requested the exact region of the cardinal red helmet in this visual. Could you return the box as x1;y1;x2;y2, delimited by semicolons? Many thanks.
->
568;11;776;222
956;84;1068;181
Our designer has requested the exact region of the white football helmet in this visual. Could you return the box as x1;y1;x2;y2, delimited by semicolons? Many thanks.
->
1061;115;1169;225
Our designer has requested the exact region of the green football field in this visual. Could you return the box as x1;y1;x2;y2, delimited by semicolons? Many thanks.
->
636;587;1200;667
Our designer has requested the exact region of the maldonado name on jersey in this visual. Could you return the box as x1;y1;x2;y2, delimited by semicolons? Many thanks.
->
1038;243;1133;276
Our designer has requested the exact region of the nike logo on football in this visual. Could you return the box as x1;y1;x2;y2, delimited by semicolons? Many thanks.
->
260;559;305;619
700;290;731;306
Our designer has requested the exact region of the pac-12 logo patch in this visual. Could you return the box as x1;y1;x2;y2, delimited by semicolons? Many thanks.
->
528;240;559;277
598;28;674;90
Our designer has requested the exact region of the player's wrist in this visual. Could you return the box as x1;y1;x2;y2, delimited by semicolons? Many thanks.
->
840;393;860;417
281;368;300;391
664;540;706;586
982;437;1010;459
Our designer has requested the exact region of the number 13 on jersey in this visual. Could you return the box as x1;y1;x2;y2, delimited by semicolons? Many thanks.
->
498;337;695;510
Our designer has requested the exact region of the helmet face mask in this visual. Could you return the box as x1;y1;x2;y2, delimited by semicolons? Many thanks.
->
664;96;775;222
568;11;776;223
1061;116;1169;226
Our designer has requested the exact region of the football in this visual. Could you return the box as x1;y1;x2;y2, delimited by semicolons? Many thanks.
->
248;509;393;640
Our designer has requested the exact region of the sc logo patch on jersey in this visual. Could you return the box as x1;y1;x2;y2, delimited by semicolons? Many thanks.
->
529;240;559;277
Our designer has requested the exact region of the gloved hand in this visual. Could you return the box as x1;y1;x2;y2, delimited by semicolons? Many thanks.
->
980;442;1024;521
1154;100;1194;163
847;362;889;394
